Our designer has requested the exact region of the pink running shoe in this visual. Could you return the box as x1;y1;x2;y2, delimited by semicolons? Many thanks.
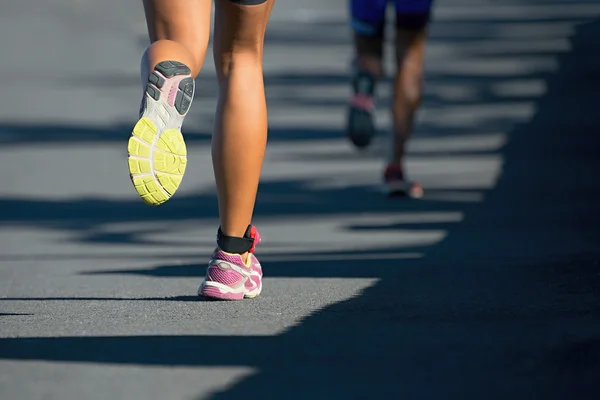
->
383;163;424;198
347;70;377;149
198;227;263;300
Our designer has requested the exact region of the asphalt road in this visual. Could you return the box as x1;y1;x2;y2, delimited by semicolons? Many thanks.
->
1;0;600;399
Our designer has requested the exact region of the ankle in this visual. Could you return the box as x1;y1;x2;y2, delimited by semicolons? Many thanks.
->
351;94;374;111
352;69;377;97
385;162;404;175
216;225;259;258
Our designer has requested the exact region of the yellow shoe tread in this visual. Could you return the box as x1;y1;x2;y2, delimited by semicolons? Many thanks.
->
127;118;187;206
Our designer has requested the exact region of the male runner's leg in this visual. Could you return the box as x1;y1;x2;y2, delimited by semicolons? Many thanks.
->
346;0;388;148
383;0;433;197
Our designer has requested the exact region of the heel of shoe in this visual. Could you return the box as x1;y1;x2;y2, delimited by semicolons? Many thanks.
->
148;61;195;116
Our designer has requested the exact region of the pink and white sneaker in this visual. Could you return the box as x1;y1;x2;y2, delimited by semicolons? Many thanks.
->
198;228;263;300
383;163;424;198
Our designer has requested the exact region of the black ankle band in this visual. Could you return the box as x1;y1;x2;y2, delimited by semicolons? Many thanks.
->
217;225;255;254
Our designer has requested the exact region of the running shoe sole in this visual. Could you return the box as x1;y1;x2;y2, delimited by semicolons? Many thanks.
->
128;61;194;206
198;281;262;301
347;106;375;149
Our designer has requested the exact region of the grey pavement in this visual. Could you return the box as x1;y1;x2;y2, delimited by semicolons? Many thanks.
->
1;0;600;399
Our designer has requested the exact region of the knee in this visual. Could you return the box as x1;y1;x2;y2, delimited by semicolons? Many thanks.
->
220;36;264;65
215;45;263;82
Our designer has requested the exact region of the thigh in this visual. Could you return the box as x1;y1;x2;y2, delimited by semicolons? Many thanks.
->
214;0;274;51
213;0;275;77
143;0;212;53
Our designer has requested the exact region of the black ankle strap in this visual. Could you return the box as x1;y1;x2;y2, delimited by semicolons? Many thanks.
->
216;225;255;254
